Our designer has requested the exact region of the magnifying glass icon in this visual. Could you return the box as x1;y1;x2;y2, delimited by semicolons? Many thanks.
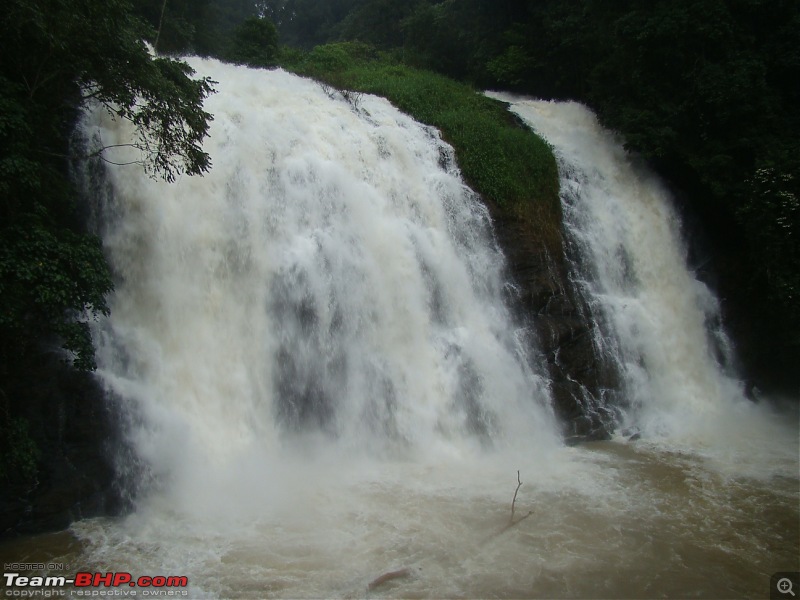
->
778;578;796;597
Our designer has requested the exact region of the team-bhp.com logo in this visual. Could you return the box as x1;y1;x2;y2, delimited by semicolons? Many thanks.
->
4;572;188;597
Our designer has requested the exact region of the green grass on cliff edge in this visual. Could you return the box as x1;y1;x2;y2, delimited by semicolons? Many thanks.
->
280;42;562;253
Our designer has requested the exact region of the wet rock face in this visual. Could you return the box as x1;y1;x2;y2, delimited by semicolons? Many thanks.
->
0;356;120;537
489;209;619;442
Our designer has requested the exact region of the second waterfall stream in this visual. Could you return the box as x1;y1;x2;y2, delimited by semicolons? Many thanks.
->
487;94;774;453
63;60;797;598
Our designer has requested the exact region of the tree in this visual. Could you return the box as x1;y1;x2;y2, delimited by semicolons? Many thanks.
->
129;0;261;57
0;0;215;483
227;16;280;67
265;0;363;48
337;0;416;49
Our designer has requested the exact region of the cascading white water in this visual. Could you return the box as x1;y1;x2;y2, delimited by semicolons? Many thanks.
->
86;63;560;466
68;59;575;596
487;95;792;459
36;68;795;599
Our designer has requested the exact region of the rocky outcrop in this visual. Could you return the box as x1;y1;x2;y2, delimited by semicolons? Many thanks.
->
488;206;619;442
0;355;120;537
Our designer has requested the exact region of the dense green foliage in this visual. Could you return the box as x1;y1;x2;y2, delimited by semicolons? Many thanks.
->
0;415;40;482
227;16;280;67
1;0;214;482
283;42;561;248
130;1;279;67
131;0;258;56
258;0;363;48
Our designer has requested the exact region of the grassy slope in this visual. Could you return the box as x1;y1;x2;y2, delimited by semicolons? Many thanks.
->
280;42;562;253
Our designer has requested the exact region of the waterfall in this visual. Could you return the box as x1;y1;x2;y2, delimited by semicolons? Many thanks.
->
59;62;797;598
79;60;560;518
488;95;794;456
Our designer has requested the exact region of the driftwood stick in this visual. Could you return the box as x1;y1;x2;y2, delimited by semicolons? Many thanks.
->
372;471;534;586
510;469;522;524
504;509;534;533
479;509;534;546
479;471;534;546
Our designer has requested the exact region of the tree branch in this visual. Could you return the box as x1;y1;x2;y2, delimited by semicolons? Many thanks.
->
510;469;522;524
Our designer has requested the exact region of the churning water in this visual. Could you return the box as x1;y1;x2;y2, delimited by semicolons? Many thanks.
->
2;62;796;599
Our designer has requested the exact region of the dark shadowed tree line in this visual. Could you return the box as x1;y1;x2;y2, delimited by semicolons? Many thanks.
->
130;0;278;65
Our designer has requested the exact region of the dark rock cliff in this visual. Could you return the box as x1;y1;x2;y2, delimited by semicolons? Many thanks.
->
0;356;119;538
487;205;619;442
